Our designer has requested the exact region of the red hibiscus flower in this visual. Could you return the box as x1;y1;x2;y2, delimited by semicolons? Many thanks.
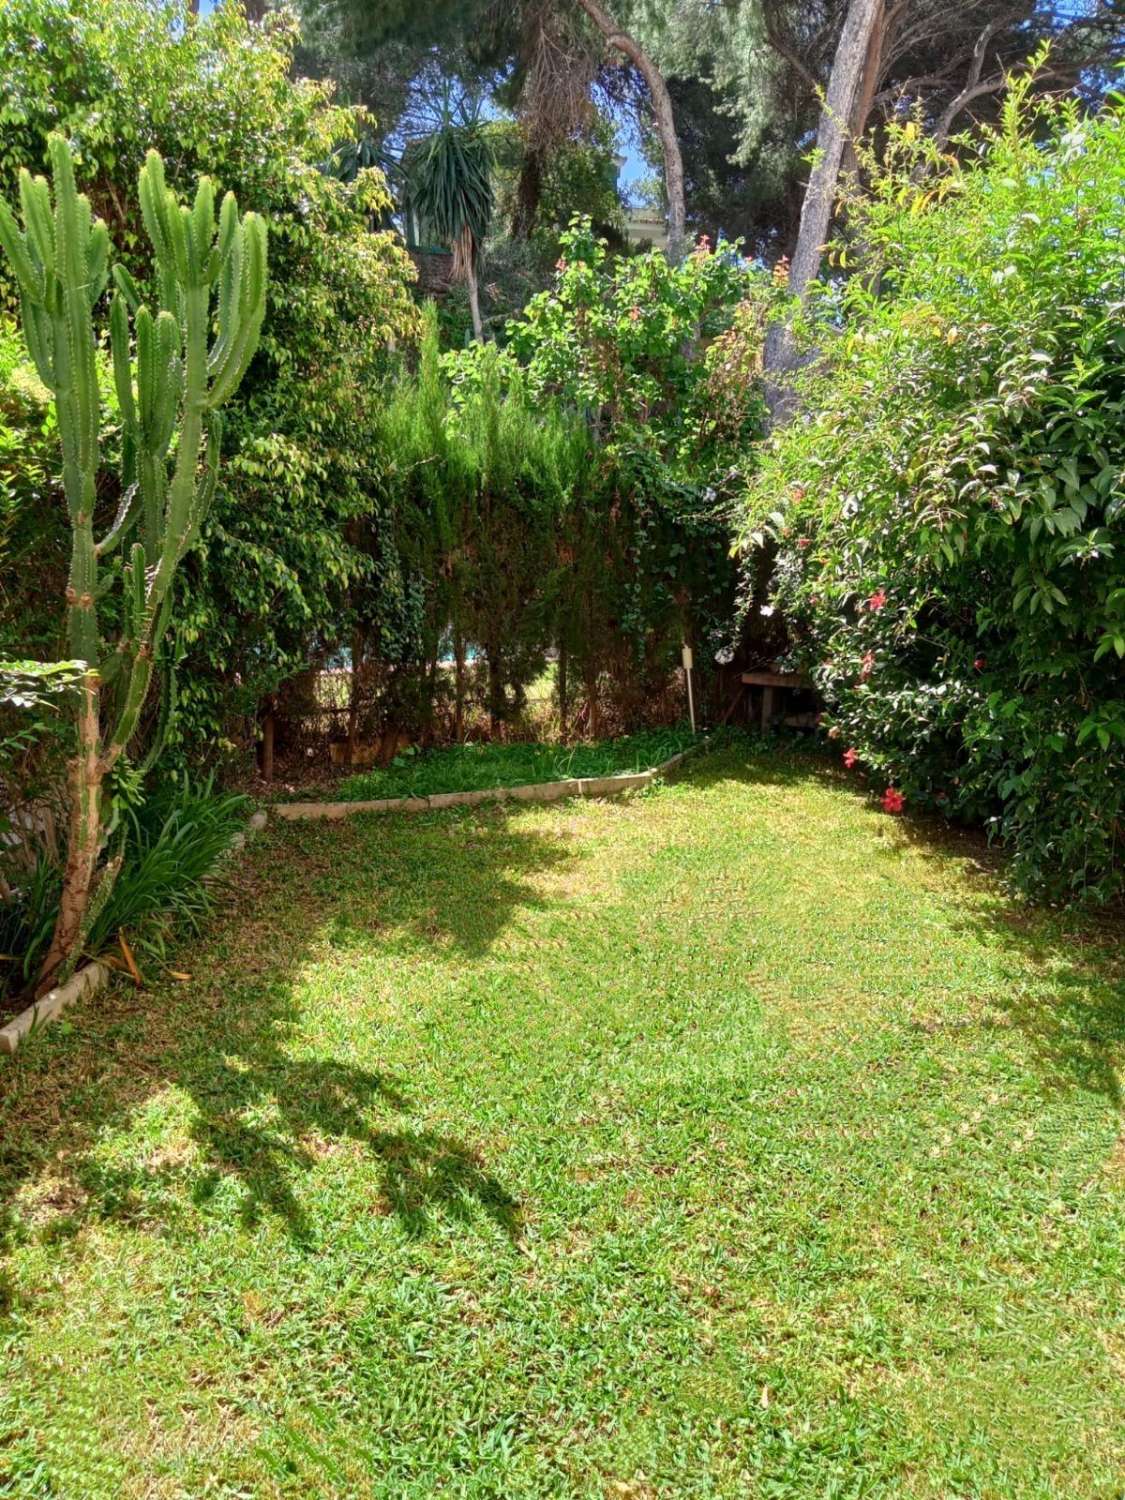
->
797;536;811;549
973;656;986;671
843;748;859;769
867;589;888;612
882;787;905;815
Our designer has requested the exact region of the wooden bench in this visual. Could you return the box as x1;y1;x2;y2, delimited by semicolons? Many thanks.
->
741;670;811;731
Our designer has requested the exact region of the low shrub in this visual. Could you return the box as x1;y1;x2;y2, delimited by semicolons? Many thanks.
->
0;779;248;1002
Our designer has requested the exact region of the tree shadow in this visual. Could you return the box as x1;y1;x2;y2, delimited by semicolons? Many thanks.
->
0;803;566;1257
684;743;1125;1110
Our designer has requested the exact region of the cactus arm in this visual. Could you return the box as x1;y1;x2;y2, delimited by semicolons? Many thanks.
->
207;214;267;407
19;293;54;387
95;483;142;558
0;133;268;988
112;262;142;313
0;194;42;304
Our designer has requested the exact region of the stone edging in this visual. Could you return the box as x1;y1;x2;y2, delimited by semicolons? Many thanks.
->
272;740;707;822
0;959;110;1055
0;809;271;1056
0;742;708;1051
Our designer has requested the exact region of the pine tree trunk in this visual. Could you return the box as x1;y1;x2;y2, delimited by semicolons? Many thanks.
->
575;0;687;263
763;0;883;416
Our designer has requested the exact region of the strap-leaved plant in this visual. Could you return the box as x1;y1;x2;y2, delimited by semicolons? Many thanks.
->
0;135;267;992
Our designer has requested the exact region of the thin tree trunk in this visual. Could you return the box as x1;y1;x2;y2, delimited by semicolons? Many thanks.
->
487;652;505;738
557;643;568;741
512;147;544;240
843;0;887;174
37;674;103;995
763;0;883;415
575;0;687;263
466;261;484;341
346;627;364;762
454;633;466;742
261;710;275;782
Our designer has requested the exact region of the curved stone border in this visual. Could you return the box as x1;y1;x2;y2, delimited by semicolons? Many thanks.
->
0;959;110;1055
273;738;708;823
0;744;709;1052
0;809;272;1057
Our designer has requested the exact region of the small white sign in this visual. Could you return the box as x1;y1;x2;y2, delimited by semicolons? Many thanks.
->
681;644;694;671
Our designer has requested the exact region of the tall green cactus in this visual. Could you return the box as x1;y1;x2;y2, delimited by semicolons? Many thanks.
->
0;135;267;991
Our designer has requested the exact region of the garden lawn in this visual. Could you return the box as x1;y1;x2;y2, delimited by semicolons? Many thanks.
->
0;744;1122;1498
330;728;696;802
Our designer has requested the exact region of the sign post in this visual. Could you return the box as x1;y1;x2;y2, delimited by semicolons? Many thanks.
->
682;643;696;735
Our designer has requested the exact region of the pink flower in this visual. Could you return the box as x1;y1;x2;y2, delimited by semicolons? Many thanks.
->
973;656;986;671
797;536;811;550
867;589;888;612
860;650;876;681
882;787;905;815
843;748;859;769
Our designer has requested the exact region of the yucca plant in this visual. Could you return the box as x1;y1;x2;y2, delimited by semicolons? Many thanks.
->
0;135;267;993
407;118;494;340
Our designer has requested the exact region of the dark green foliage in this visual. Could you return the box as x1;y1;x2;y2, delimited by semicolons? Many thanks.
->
0;0;419;762
367;233;768;740
0;778;247;999
745;87;1125;903
406;119;494;267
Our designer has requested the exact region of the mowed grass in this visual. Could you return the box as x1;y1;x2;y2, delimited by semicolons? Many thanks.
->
0;745;1122;1498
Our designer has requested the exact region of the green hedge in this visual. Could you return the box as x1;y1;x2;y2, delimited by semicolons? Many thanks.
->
744;83;1125;902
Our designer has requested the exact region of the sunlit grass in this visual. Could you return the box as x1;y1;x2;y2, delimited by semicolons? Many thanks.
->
0;743;1122;1497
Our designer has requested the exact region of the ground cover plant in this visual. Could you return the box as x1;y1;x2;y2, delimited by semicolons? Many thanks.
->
331;726;697;801
0;745;1122;1497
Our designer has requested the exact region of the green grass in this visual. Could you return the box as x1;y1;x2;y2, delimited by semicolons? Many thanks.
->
331;727;697;802
1;743;1122;1497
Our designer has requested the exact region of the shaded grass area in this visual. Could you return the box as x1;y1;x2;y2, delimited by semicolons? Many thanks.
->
0;744;1122;1497
331;727;697;802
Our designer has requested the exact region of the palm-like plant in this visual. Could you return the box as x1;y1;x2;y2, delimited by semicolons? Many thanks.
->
407;115;494;340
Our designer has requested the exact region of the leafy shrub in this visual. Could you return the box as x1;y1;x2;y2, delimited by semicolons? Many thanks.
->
0;779;248;998
744;83;1125;902
0;0;417;763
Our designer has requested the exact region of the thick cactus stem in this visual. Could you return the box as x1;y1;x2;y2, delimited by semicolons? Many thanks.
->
0;134;267;992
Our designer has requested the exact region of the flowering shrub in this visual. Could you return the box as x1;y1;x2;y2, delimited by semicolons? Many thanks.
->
743;83;1125;902
511;219;774;488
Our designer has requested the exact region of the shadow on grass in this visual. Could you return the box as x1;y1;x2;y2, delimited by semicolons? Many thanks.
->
0;804;564;1257
0;745;1120;1276
688;740;1125;1110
